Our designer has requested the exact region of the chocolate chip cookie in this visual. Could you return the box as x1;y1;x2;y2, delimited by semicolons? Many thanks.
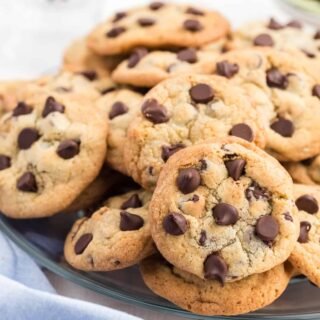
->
0;85;108;218
64;189;154;271
87;3;230;55
289;184;320;287
96;88;143;174
111;48;218;88
124;74;268;190
230;18;320;61
140;254;294;316
150;138;297;282
213;48;320;161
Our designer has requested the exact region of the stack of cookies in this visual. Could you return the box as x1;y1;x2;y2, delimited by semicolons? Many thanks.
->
1;1;320;317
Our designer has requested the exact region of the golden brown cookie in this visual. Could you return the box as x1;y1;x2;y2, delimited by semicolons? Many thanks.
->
140;254;294;316
87;3;230;55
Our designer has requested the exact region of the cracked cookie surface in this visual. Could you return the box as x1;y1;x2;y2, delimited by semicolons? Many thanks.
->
124;74;268;190
150;139;297;282
212;48;320;161
87;3;230;55
64;189;154;271
97;88;143;174
140;254;294;316
289;184;320;287
111;48;219;88
0;85;108;218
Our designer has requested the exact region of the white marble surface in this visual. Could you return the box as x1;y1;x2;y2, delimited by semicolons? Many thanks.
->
0;0;313;319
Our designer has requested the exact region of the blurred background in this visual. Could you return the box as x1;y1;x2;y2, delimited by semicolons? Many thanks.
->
0;0;319;79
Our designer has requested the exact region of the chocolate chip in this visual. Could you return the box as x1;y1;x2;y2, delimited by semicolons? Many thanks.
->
0;155;11;170
141;99;169;124
312;85;320;99
17;172;37;192
161;143;186;162
120;193;142;210
163;212;188;235
301;157;316;166
199;159;207;170
301;49;316;59
266;68;288;89
253;33;274;47
212;203;239;226
18;128;40;150
298;221;311;243
186;7;204;16
137;18;155;27
204;253;227;285
57;140;80;159
74;233;93;254
127;47;148;68
190;194;199;202
106;27;126;38
112;11;127;23
199;230;207;246
229;123;254;142
149;2;164;10
42;96;65;118
109;101;129;119
296;194;319;214
189;83;214;103
177;168;201;194
216;60;239;78
283;212;293;222
183;19;203;32
12;102;32;117
79;70;97;81
255;215;279;242
120;211;144;231
315;30;320;40
267;18;284;30
101;87;116;95
270;118;294;137
177;48;197;63
287;20;302;29
225;159;246;181
246;182;270;201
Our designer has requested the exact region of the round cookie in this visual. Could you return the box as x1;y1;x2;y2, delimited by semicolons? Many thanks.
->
230;18;320;60
150;138;297;282
111;48;218;88
87;3;230;55
289;184;320;287
96;89;143;174
285;156;320;186
64;189;154;271
212;48;320;161
140;254;294;316
124;74;268;190
0;85;108;218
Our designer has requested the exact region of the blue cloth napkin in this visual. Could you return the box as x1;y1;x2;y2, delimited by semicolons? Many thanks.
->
0;232;141;320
